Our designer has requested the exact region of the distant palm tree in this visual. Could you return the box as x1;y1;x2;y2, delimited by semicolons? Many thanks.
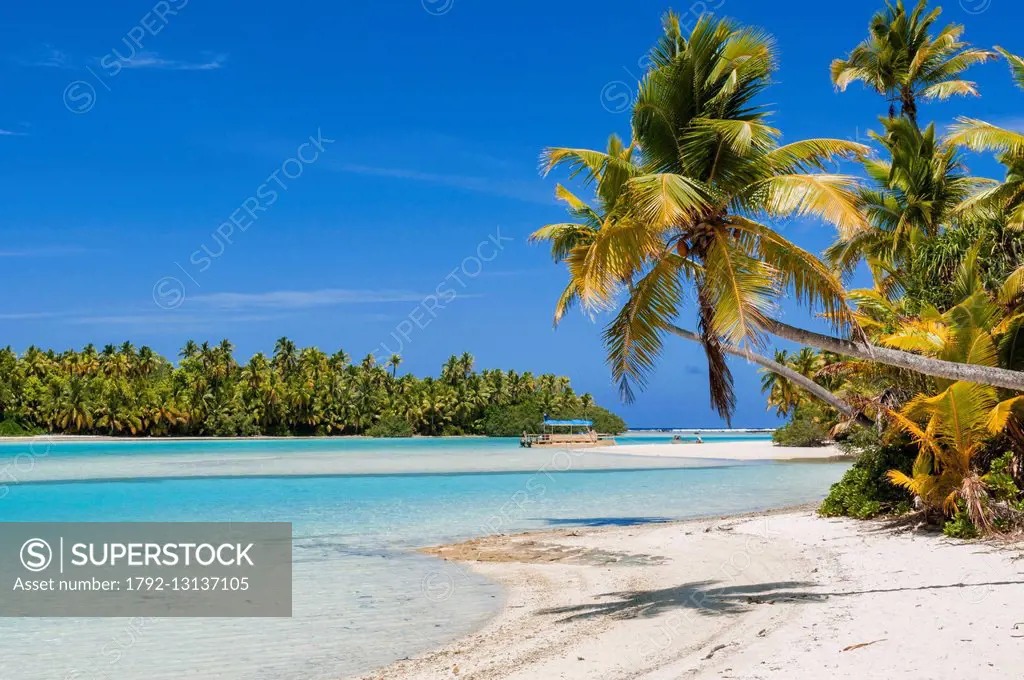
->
180;340;199;360
440;355;460;385
387;353;403;378
831;0;995;124
330;349;351;370
760;350;799;417
457;352;475;380
580;393;594;418
273;337;298;374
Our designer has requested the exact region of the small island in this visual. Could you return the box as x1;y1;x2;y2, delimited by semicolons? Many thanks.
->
0;341;625;439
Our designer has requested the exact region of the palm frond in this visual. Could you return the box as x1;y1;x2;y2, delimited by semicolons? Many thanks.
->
946;118;1024;155
701;233;777;346
920;79;979;100
626;173;715;227
995;46;1024;89
603;254;689;402
763;139;871;173
748;174;868;238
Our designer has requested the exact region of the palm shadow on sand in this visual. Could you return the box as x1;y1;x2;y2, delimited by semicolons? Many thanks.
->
537;580;826;622
539;517;673;527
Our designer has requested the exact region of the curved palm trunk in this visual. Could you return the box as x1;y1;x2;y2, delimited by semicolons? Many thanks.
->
668;325;871;426
764;319;1024;392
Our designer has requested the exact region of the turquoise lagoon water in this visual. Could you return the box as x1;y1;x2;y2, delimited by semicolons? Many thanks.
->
0;436;848;679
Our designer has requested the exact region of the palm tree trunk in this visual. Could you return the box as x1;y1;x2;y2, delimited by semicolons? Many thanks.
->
763;319;1024;392
900;87;917;127
668;325;871;426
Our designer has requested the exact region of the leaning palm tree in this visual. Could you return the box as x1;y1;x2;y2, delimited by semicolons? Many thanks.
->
534;13;1024;422
534;133;873;423
831;0;995;124
538;13;877;420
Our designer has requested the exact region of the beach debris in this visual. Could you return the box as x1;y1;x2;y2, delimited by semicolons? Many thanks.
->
703;644;729;659
840;639;886;652
757;628;768;637
577;656;585;661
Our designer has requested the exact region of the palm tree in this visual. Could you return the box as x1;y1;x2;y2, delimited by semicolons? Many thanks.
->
580;393;594;419
137;346;160;377
537;14;879;421
827;117;987;301
330;349;351;370
56;375;95;433
273;337;298;375
387;353;403;378
440;355;460;385
180;340;199;361
789;348;824;379
831;0;995;124
457;352;475;380
360;353;377;371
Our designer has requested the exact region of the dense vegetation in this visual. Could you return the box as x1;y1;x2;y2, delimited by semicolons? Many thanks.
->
0;341;625;438
534;0;1024;537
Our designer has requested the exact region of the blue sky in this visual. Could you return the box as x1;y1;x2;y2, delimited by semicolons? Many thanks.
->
1;0;1021;427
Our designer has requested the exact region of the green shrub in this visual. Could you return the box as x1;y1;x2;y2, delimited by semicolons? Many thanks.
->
837;426;882;458
206;408;260;437
943;509;980;539
366;415;415;438
481;401;545;437
576;406;627;435
984;452;1021;502
772;407;829;447
481;400;627;437
0;419;43;437
819;432;916;519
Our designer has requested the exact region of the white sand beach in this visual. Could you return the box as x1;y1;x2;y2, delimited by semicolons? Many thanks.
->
0;439;842;484
594;440;847;461
364;509;1024;680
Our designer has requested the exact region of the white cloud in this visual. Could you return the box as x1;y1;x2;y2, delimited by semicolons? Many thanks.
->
0;129;27;137
118;51;226;71
0;312;61;320
21;45;72;69
0;246;91;257
190;289;431;310
329;162;553;205
19;46;225;72
70;313;276;325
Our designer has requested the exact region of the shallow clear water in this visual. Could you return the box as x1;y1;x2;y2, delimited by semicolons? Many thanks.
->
0;437;847;679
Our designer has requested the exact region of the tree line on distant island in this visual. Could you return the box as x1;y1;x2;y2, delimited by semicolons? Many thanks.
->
0;339;625;438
